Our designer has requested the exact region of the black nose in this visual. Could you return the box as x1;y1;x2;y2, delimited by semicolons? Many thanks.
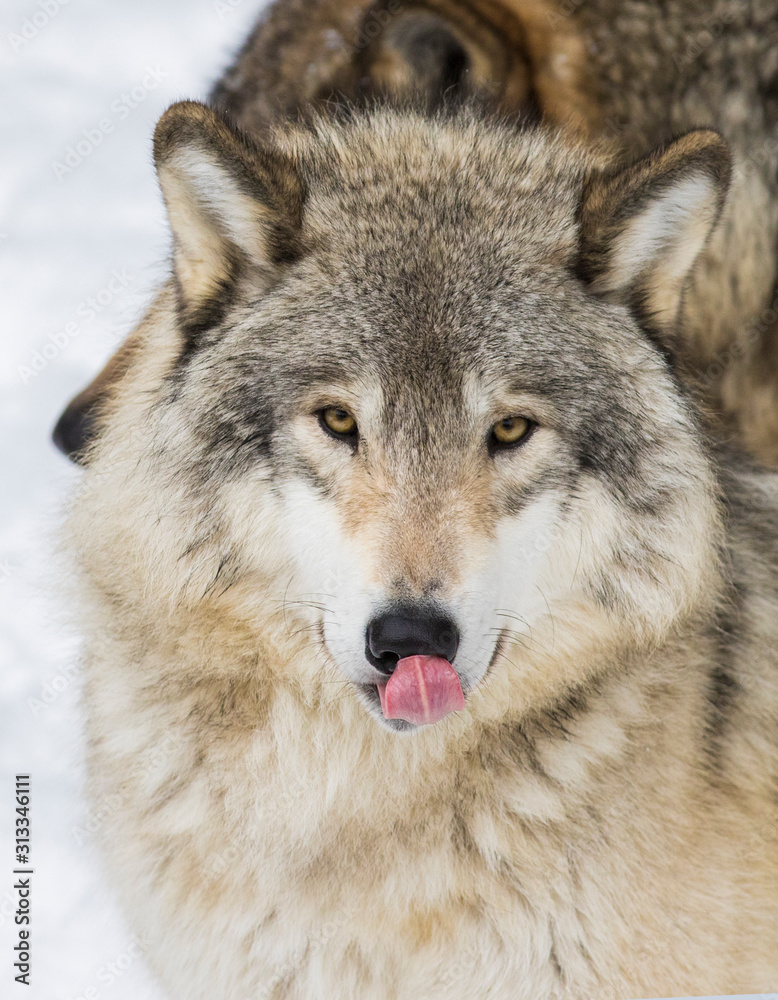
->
365;607;460;674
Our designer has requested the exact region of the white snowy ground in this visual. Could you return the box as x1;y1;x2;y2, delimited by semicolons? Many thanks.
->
0;2;267;996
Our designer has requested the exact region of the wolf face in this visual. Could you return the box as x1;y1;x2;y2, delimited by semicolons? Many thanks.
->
78;103;730;732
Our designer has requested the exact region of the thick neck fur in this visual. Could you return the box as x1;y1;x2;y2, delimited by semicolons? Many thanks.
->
81;587;754;995
75;482;778;997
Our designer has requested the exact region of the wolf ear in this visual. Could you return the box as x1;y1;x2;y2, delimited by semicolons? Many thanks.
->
577;130;730;338
359;7;531;108
153;101;304;338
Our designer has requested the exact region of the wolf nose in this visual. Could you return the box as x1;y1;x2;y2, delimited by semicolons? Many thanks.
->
365;608;460;674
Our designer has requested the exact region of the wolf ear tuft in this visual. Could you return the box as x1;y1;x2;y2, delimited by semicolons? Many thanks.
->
577;130;731;339
153;101;304;339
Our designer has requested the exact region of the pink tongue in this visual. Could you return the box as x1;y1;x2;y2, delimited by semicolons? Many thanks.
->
377;655;465;726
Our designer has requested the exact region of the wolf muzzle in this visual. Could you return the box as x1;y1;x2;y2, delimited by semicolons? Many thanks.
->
365;605;464;725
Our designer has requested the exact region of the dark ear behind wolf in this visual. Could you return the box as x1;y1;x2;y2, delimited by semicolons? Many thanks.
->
53;0;778;464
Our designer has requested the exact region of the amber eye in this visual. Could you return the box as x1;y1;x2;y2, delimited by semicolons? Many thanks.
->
490;415;532;449
319;406;358;440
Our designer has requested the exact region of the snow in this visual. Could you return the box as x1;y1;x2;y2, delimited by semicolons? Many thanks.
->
0;2;266;996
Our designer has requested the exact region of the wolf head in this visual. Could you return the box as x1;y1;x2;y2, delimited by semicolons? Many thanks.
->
72;102;729;732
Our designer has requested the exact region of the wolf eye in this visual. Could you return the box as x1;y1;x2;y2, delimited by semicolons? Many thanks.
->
490;416;533;450
319;407;358;441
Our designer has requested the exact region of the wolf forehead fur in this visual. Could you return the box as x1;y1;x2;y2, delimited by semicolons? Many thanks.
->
162;111;688;502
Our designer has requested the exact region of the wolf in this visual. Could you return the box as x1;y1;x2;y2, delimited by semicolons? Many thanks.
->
66;98;778;998
54;0;778;466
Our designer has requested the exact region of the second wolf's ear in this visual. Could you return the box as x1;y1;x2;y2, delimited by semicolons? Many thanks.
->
153;101;303;337
577;130;731;338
